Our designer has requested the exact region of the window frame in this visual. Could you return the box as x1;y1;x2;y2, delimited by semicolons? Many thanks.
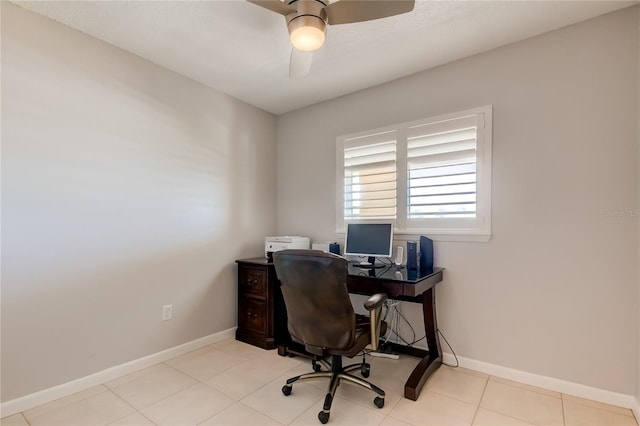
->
336;105;492;242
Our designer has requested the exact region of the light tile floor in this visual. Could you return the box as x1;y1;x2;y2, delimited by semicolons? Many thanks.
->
2;338;638;426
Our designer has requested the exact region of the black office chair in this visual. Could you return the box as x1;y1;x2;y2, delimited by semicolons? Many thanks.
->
273;249;388;424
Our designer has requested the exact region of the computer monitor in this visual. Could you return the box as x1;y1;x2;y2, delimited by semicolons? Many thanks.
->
344;222;394;268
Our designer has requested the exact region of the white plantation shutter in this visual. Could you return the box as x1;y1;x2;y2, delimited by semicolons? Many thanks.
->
337;106;491;240
407;115;479;219
343;130;397;220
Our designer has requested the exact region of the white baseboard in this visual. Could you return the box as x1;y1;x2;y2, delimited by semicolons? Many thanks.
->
442;352;637;412
0;327;236;417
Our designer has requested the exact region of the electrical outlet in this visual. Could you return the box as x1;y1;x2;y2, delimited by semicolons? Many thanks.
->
162;304;173;321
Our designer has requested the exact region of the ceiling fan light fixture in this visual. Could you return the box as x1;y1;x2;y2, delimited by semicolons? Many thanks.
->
288;15;326;51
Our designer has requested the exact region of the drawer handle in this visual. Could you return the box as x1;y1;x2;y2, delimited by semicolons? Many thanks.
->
247;279;259;286
247;312;259;320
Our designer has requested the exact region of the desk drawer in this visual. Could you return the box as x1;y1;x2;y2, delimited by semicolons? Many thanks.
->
239;267;268;298
238;299;268;335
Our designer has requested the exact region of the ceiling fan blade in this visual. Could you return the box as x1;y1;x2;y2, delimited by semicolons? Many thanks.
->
289;48;313;79
247;0;296;16
324;0;415;25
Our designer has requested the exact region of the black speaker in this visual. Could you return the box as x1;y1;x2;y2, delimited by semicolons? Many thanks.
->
406;241;417;270
419;236;434;270
329;242;340;255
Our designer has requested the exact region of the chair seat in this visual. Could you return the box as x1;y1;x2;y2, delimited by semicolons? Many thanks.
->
328;315;387;357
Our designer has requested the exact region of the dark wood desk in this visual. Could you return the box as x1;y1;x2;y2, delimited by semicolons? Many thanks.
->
344;264;445;401
235;257;444;401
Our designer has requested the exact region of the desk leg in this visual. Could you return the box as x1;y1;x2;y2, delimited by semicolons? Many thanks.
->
404;286;442;400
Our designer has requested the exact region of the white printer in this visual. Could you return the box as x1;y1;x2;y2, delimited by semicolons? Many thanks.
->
265;236;310;258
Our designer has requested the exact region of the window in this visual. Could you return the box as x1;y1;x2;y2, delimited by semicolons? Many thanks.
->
336;106;492;241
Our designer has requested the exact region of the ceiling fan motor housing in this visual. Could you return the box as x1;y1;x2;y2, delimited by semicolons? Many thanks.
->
286;0;328;51
285;0;328;22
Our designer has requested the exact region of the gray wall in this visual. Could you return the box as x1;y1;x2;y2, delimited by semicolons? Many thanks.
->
1;3;277;401
277;7;639;395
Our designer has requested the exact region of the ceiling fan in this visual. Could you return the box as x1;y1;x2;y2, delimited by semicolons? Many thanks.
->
248;0;415;78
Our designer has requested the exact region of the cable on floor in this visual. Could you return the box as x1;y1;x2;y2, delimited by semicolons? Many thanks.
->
438;328;459;368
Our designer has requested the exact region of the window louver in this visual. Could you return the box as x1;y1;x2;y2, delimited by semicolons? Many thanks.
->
343;131;397;220
407;115;478;219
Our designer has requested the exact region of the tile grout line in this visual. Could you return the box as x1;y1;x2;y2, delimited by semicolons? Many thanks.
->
194;402;242;426
192;348;311;424
104;386;158;426
20;385;111;423
108;363;196;413
483;376;569;425
20;412;31;426
237;399;286;426
561;393;567;426
562;394;638;425
281;384;325;426
469;374;490;425
480;407;541;425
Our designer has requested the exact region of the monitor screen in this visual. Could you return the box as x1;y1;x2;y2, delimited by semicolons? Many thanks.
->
344;222;394;258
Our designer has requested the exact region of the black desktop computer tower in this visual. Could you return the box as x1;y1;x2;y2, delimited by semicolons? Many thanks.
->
419;236;434;270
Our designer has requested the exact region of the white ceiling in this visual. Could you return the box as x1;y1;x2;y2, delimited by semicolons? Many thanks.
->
13;0;638;115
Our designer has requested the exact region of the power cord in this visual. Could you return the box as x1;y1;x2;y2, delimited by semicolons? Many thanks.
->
438;328;459;368
381;299;460;368
383;299;420;347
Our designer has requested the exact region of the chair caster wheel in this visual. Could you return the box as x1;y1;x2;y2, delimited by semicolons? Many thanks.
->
312;360;322;372
282;385;292;396
374;396;384;409
318;411;330;424
361;363;370;378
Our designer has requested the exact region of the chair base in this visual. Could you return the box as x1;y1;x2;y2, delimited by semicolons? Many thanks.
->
281;354;385;424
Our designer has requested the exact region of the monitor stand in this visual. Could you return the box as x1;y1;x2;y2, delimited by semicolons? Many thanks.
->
356;256;386;269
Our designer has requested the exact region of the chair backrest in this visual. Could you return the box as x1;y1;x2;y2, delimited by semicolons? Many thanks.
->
273;249;356;356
